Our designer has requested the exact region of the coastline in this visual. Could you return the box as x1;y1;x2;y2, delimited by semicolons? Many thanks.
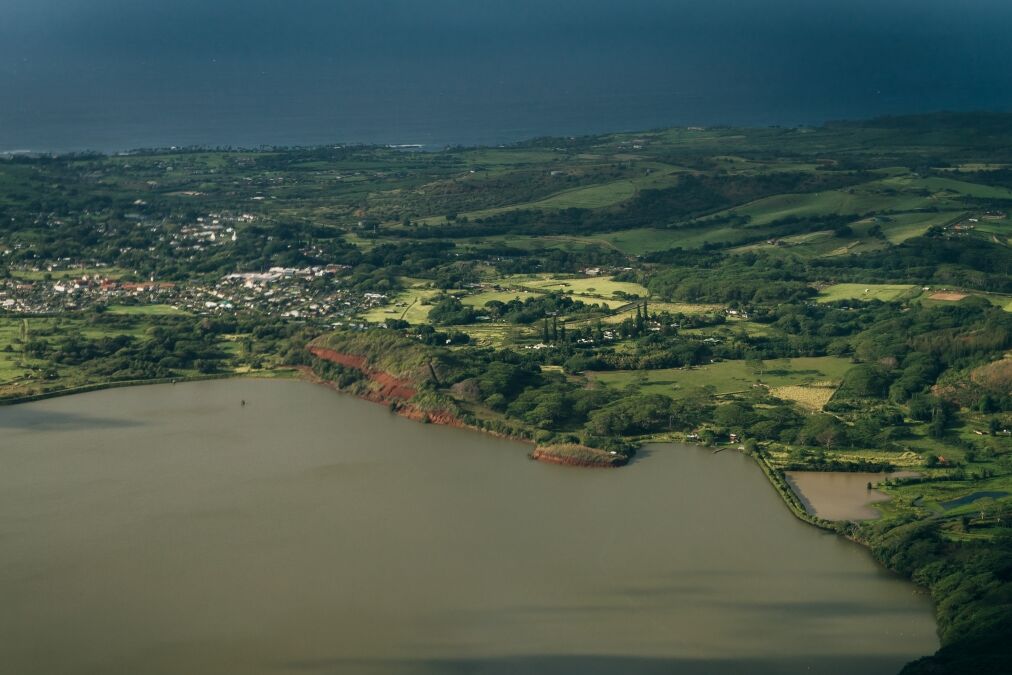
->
0;360;906;526
0;372;235;406
305;345;623;468
0;359;937;661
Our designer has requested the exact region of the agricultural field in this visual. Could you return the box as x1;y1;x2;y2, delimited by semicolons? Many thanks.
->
680;321;778;337
106;304;187;315
419;165;687;224
460;289;540;307
769;384;838;411
506;274;650;300
3;113;1012;674
916;289;1012;311
876;211;964;243
587;356;853;401
456;323;531;347
361;288;442;324
589;226;773;254
595;301;725;325
719;184;937;228
816;283;920;303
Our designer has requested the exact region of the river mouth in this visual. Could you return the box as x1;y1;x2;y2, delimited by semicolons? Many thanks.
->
0;379;938;674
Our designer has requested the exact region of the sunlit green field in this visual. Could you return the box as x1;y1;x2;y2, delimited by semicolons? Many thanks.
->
817;283;919;303
361;288;442;324
107;304;187;315
587;356;854;399
595;301;725;324
460;290;540;307
507;274;650;300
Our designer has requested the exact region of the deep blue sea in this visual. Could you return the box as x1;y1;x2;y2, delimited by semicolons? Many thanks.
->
2;0;1011;153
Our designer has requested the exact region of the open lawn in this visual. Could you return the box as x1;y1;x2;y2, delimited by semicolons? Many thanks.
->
817;283;919;303
106;304;187;316
506;274;650;300
587;356;853;400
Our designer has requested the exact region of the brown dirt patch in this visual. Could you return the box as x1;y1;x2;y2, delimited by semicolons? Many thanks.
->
929;291;968;302
307;345;416;400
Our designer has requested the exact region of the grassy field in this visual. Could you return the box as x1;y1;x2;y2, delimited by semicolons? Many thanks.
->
455;224;785;256
461;289;540;307
0;316;155;393
361;288;442;324
877;211;964;243
0;318;40;383
587;356;854;400
769;384;838;411
106;304;187;315
817;283;919;303
908;175;1012;200
721;187;934;228
419;166;686;223
457;323;532;347
591;226;776;254
506;274;650;300
918;290;1012;312
595;301;724;325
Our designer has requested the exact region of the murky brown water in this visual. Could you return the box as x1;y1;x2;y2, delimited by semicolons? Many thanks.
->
785;471;920;521
0;379;937;674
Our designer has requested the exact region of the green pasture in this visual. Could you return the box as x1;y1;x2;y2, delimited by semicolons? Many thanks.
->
817;283;919;303
876;211;964;243
106;304;187;316
724;187;936;227
592;226;771;254
587;356;854;399
461;290;540;307
361;288;442;324
595;301;724;325
507;274;650;300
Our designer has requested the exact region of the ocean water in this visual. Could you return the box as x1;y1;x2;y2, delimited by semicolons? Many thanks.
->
1;0;1011;152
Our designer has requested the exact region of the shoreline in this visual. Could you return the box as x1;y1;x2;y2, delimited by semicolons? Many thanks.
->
0;365;903;525
0;366;909;531
0;362;936;650
0;372;235;406
305;345;623;468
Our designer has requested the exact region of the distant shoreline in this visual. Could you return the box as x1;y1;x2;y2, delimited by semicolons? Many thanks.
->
4;109;1009;159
